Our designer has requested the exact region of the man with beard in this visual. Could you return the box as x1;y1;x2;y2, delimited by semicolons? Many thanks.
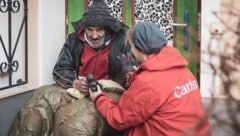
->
9;0;137;135
53;0;132;91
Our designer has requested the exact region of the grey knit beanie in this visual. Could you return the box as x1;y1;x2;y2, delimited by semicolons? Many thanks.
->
81;0;122;32
132;22;168;55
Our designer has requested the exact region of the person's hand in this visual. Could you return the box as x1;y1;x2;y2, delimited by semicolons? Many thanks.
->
124;70;137;88
126;65;139;77
117;52;140;74
89;84;103;101
72;76;89;93
117;52;140;88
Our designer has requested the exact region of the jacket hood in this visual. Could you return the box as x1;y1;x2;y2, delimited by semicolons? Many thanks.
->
141;46;188;71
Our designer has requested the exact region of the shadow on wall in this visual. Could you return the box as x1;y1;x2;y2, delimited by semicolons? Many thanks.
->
202;1;240;135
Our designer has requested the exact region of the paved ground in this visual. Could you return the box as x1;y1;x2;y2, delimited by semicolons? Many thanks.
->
202;97;240;136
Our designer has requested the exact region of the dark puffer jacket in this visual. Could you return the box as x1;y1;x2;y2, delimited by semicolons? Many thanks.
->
53;19;130;89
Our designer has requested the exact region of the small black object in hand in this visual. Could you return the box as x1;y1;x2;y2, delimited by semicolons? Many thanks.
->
87;74;98;92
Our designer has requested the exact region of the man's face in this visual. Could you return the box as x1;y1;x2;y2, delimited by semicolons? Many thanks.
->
85;27;106;49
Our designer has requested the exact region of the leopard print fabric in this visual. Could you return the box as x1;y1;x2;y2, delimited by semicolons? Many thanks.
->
135;0;174;41
88;0;123;21
88;0;173;41
105;0;123;21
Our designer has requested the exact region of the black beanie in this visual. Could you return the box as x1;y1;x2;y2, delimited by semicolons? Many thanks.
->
81;0;122;32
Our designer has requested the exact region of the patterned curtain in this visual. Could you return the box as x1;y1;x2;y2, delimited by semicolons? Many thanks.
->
134;0;174;41
86;0;173;41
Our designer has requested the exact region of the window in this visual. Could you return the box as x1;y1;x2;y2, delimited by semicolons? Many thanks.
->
0;0;28;90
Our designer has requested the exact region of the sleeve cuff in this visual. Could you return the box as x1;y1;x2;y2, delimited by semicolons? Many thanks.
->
95;93;105;102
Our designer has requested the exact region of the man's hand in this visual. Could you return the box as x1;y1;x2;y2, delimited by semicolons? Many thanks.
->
72;76;89;93
89;85;103;101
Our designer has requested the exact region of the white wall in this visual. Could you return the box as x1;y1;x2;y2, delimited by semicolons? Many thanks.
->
0;0;65;99
200;0;240;99
39;0;65;85
200;0;222;98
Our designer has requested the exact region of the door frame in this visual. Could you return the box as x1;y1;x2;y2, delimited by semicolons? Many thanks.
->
173;0;201;82
65;0;202;82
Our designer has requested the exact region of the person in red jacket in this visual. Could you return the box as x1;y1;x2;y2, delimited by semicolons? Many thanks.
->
89;22;212;136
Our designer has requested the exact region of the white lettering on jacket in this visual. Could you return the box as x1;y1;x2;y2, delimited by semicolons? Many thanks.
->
174;80;199;99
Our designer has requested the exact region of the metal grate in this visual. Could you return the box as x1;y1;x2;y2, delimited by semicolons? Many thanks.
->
0;0;28;90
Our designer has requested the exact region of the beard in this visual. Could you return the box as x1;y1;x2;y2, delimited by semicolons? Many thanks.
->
84;33;105;49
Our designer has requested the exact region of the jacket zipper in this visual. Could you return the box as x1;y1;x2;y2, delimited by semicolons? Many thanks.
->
92;50;100;78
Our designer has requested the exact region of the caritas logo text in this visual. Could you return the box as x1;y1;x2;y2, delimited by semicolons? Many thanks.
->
174;80;198;99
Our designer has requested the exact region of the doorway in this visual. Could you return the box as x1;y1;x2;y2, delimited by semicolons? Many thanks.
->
65;0;200;80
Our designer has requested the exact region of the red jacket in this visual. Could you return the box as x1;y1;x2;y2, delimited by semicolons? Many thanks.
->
96;46;212;136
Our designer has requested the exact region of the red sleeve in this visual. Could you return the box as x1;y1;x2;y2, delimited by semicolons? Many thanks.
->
95;78;162;130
